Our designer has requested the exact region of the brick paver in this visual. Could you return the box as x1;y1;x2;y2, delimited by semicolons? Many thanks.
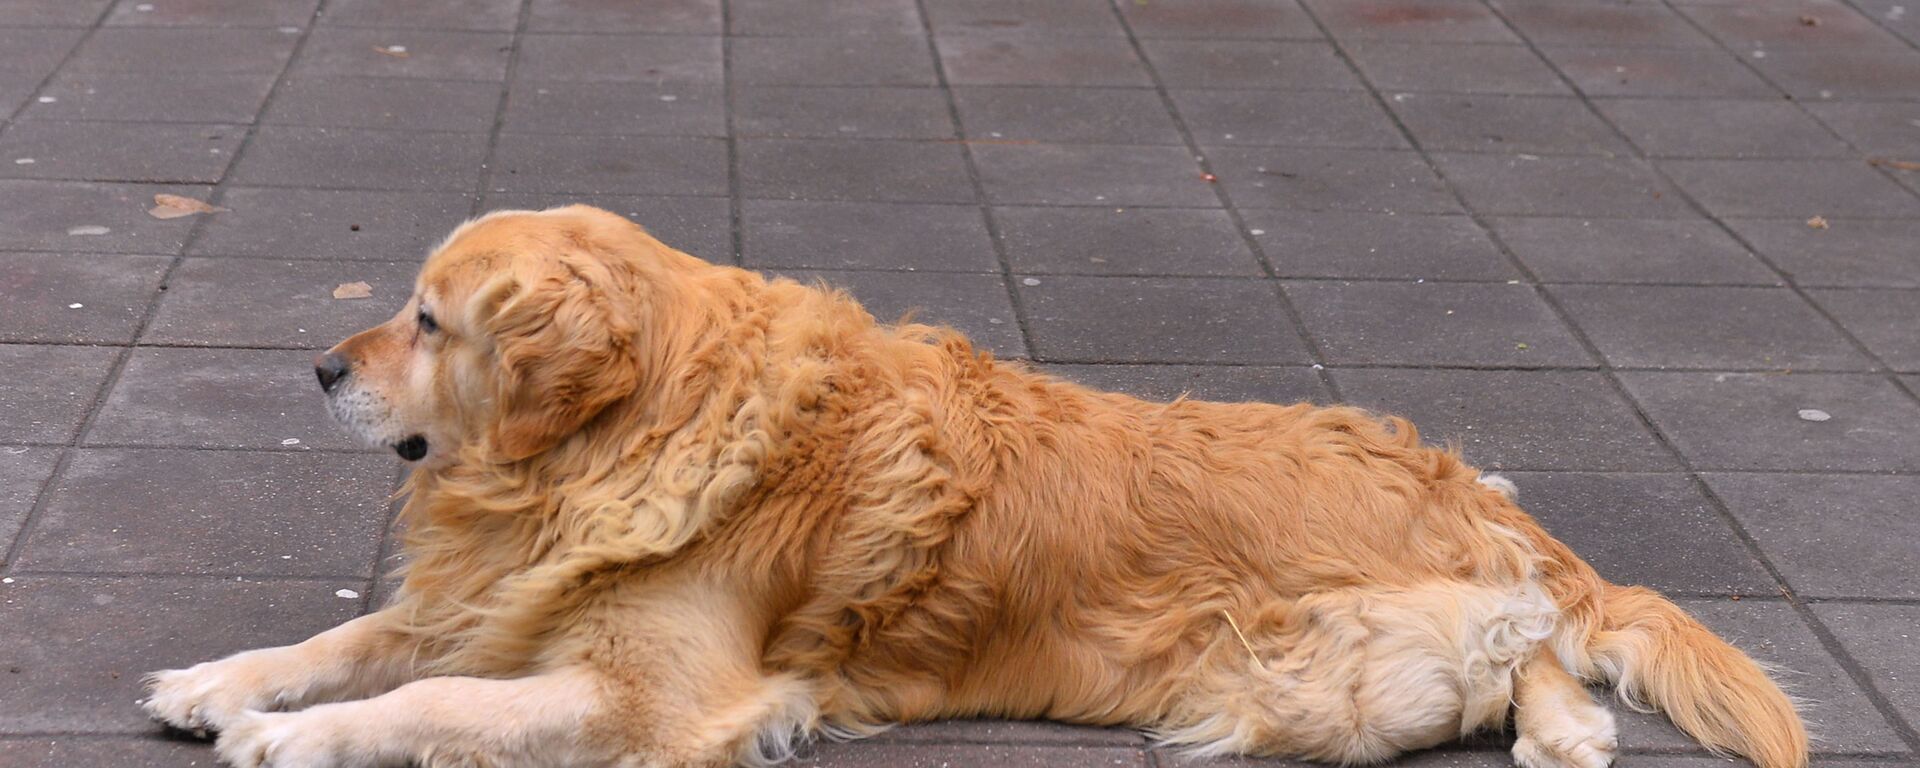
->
0;0;1916;765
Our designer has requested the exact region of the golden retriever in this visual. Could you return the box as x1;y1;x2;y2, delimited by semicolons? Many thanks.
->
144;206;1806;768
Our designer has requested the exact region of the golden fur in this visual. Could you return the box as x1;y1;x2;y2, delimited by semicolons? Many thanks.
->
145;206;1807;768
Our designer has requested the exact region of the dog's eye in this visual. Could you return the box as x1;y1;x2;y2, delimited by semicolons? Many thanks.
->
417;309;439;334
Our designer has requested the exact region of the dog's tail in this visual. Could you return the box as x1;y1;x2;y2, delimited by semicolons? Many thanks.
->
1487;484;1808;768
1577;583;1807;768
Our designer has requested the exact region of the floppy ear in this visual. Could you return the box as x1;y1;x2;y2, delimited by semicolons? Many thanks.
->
483;262;638;461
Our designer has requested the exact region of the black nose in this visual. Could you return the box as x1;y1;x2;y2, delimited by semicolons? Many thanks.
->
315;353;350;393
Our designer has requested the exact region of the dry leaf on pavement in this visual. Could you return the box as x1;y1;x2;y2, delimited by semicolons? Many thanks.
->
148;193;228;219
333;281;374;300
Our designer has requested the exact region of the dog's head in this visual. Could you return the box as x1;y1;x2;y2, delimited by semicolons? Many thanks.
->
317;206;687;465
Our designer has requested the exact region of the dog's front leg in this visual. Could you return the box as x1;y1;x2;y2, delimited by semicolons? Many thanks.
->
144;610;419;735
214;668;619;768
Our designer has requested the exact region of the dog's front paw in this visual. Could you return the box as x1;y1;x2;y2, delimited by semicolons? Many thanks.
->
217;708;374;768
143;652;292;736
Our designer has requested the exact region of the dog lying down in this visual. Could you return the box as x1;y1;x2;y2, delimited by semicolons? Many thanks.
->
144;206;1806;768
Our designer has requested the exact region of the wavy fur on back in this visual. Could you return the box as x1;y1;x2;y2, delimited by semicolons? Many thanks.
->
363;206;1806;767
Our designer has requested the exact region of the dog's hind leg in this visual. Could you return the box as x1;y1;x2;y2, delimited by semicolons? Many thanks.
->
1158;581;1558;764
1512;651;1618;768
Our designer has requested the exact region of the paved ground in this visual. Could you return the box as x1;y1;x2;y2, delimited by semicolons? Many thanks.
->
1;0;1919;766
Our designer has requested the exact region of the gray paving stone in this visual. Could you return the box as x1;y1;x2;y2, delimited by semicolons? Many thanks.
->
1289;280;1590;367
1329;368;1678;471
0;448;60;557
1637;759;1895;768
972;143;1218;207
0;345;117;444
516;33;722;84
938;35;1149;87
1209;147;1459;213
1807;289;1920;372
1491;1;1718;48
1116;0;1322;40
1176;89;1406;149
953;87;1182;145
292;27;512;81
1503;472;1775;595
1017;276;1307;364
503;82;725;136
529;0;721;34
0;0;109;27
1492;217;1777;285
0;181;209;254
1734;218;1920;288
1140;40;1362;90
191;187;475;261
2;1;1918;762
791;742;1147;768
24;72;277;124
1308;0;1519;44
233;127;489;192
777;270;1025;359
143;259;417;349
487;134;729;195
0;121;242;184
16;449;392;577
1390;94;1626;156
1599;98;1853;159
1611;599;1908;754
1347;42;1569;96
1812;602;1920;735
1620;371;1920;472
86;347;360;451
924;0;1123;37
484;193;733;263
1853;0;1920;47
731;36;937;87
1430;153;1691;218
0;737;243;767
737;87;955;141
1037;364;1328;404
1746;49;1920;100
872;719;1146;745
264;77;503;132
0;576;361;734
728;0;920;36
1244;211;1515;281
1545;47;1779;98
1805;100;1920;157
741;200;997;273
106;0;318;27
994;207;1262;277
738;138;971;203
65;27;297;76
1664;159;1920;219
0;71;43;118
1155;751;1510;768
0;252;166;345
1706;473;1920;599
1553;285;1867;370
322;0;524;31
1680;0;1906;51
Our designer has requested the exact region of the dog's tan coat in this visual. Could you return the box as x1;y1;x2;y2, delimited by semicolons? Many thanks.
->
146;207;1807;768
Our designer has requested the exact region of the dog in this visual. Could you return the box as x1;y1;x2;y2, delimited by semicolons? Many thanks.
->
144;206;1806;768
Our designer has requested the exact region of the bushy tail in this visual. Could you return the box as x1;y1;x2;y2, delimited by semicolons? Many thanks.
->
1587;584;1808;768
